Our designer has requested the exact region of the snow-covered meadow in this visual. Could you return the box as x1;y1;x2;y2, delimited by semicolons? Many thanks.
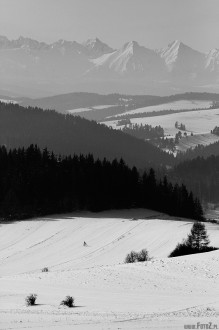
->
176;133;219;152
0;209;219;329
67;105;115;114
0;98;18;104
114;100;212;116
103;108;219;137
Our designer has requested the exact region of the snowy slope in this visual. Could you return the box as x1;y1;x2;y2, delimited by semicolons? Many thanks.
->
0;211;219;329
104;108;219;136
0;209;200;275
0;98;18;104
112;100;212;116
205;48;219;76
176;133;219;152
157;40;205;76
1;252;219;330
83;38;114;58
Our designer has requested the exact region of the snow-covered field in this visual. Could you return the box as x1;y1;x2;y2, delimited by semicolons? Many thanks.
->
176;133;219;152
104;108;219;136
0;98;18;104
113;100;212;116
68;105;114;114
68;100;211;117
0;209;219;329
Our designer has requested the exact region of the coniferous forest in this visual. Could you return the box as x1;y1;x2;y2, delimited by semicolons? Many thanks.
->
172;155;219;203
0;144;204;221
121;123;164;140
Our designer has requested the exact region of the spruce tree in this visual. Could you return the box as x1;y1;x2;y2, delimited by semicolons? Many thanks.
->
186;222;210;250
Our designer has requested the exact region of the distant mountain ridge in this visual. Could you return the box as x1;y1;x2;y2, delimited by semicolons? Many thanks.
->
20;91;219;111
0;36;113;57
0;36;219;97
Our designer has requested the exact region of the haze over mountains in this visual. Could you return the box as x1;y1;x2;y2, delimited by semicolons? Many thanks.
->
1;36;219;97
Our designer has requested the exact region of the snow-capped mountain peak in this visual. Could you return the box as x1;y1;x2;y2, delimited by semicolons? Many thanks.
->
167;39;186;50
87;40;165;78
0;35;219;95
13;36;48;50
158;40;205;72
158;40;190;64
205;48;219;73
50;39;84;53
83;37;114;57
122;40;140;51
84;37;102;48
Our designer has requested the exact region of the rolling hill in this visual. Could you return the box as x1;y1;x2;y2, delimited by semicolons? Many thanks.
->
0;101;173;168
0;210;219;329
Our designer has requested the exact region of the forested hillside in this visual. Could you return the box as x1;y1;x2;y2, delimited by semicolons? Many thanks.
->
0;102;173;168
172;155;219;203
177;141;219;161
0;145;203;221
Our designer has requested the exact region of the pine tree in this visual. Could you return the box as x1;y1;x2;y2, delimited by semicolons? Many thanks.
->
186;222;210;250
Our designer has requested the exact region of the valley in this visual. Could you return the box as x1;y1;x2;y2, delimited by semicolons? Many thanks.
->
2;91;219;154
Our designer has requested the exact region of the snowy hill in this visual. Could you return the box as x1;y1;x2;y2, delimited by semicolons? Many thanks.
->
0;210;219;329
83;37;114;58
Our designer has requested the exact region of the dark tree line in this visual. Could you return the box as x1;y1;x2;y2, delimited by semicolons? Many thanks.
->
211;126;219;135
0;145;203;221
176;140;219;161
122;124;164;140
172;155;219;203
210;101;219;109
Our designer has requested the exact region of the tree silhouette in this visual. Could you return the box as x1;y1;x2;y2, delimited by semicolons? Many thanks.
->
169;221;216;257
0;144;204;221
186;222;210;250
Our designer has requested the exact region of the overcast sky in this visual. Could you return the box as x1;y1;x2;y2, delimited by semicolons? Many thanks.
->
0;0;218;52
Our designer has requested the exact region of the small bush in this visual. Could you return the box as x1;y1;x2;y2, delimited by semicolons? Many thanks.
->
60;296;74;308
125;250;138;263
125;249;149;263
137;249;149;262
42;267;49;272
25;294;37;306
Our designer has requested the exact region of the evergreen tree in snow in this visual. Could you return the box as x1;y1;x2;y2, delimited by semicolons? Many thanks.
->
169;221;216;258
186;222;210;250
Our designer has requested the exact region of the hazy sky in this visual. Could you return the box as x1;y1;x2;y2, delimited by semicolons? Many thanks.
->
0;0;218;52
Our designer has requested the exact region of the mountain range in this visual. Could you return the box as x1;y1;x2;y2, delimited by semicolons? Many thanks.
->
0;36;219;97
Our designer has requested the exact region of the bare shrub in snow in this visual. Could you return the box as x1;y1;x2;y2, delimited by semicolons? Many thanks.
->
42;267;49;272
137;249;149;262
60;296;74;308
25;294;37;306
125;250;138;263
125;249;149;263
